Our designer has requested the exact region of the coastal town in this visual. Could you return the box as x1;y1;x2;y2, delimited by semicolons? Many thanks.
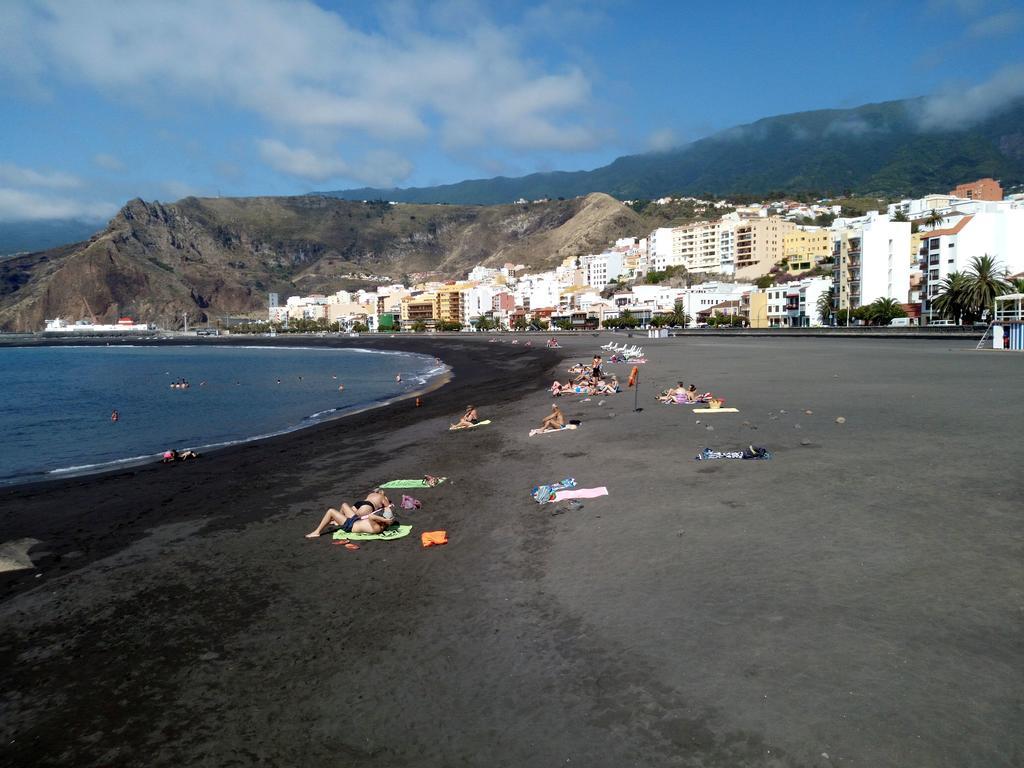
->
266;177;1024;333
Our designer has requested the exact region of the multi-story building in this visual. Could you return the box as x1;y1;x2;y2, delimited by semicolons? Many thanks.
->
579;251;625;288
733;216;795;279
763;277;832;327
918;204;1024;320
950;177;1002;202
434;285;466;326
399;294;436;326
782;227;832;273
670;220;730;275
831;212;911;312
648;227;677;271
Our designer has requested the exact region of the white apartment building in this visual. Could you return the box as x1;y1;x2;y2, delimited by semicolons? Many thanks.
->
832;212;912;310
676;282;755;322
648;227;677;271
919;204;1024;319
580;251;625;288
764;277;831;327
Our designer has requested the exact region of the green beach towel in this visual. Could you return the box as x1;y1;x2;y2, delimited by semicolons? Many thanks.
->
332;524;413;541
379;477;447;488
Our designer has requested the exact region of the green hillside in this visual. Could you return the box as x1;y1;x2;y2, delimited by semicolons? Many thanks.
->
325;97;1024;204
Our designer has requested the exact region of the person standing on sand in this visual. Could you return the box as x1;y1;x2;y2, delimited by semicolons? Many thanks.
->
305;489;395;538
538;403;565;431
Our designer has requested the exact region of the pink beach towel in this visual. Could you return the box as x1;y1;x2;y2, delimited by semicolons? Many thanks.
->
552;487;608;502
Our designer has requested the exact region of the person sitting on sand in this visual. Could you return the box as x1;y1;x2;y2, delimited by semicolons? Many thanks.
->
538;403;566;432
683;384;704;403
451;404;480;429
659;381;687;403
305;489;395;538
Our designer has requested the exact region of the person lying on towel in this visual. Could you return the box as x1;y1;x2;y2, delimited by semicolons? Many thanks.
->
305;488;397;538
538;403;566;432
450;404;480;429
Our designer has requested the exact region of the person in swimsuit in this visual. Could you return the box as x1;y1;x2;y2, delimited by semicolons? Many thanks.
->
305;489;394;538
451;405;480;429
538;403;565;431
591;355;603;380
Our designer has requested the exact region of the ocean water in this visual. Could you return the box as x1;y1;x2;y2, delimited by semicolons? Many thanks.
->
0;345;444;486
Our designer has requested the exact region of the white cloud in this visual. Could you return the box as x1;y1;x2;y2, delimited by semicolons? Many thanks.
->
258;140;351;183
258;140;412;187
2;0;597;160
0;162;81;189
917;65;1024;130
646;128;678;152
0;188;116;222
967;10;1023;38
93;153;125;171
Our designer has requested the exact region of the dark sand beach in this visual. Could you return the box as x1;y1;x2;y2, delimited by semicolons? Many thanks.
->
1;334;1022;767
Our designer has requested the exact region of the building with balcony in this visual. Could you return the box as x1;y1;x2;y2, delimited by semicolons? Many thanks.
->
399;294;436;327
732;216;795;279
918;205;1024;321
782;227;833;273
832;212;911;312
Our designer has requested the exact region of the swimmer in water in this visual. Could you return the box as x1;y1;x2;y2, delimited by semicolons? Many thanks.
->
396;374;402;383
111;410;119;422
277;378;282;384
338;384;345;391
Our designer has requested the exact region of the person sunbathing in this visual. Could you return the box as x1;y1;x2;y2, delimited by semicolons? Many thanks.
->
595;379;618;395
305;490;394;538
451;405;480;429
538;403;565;431
683;384;705;403
659;381;687;403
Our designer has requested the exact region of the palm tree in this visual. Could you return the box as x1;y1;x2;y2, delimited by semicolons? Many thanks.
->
931;271;971;324
891;209;909;222
816;287;834;325
866;297;907;325
923;210;946;229
666;301;691;327
1007;276;1024;295
963;254;1010;320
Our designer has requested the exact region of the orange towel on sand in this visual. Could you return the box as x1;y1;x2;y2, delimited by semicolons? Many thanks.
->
421;530;448;547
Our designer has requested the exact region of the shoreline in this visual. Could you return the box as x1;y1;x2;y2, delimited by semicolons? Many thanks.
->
0;336;563;596
0;342;452;488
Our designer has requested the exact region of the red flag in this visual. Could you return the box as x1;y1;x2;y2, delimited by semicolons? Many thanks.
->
628;366;639;388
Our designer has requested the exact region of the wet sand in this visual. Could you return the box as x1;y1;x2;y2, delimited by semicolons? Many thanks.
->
1;334;1021;767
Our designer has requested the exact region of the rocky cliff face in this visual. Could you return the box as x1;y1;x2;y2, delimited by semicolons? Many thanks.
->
0;193;643;331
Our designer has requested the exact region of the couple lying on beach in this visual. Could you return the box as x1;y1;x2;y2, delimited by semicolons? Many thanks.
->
658;382;713;404
306;488;398;538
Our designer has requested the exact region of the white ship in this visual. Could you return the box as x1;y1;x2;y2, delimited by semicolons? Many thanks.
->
44;317;154;333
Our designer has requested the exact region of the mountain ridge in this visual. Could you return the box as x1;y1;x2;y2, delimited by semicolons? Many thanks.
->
0;193;654;332
323;96;1024;204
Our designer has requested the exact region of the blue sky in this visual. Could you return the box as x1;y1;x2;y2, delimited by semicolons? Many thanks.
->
1;0;1022;221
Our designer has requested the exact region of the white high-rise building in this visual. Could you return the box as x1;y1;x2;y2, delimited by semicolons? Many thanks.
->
648;228;677;271
832;212;912;310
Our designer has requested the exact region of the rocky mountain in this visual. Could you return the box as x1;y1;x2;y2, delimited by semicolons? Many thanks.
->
0;193;645;332
325;97;1024;204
